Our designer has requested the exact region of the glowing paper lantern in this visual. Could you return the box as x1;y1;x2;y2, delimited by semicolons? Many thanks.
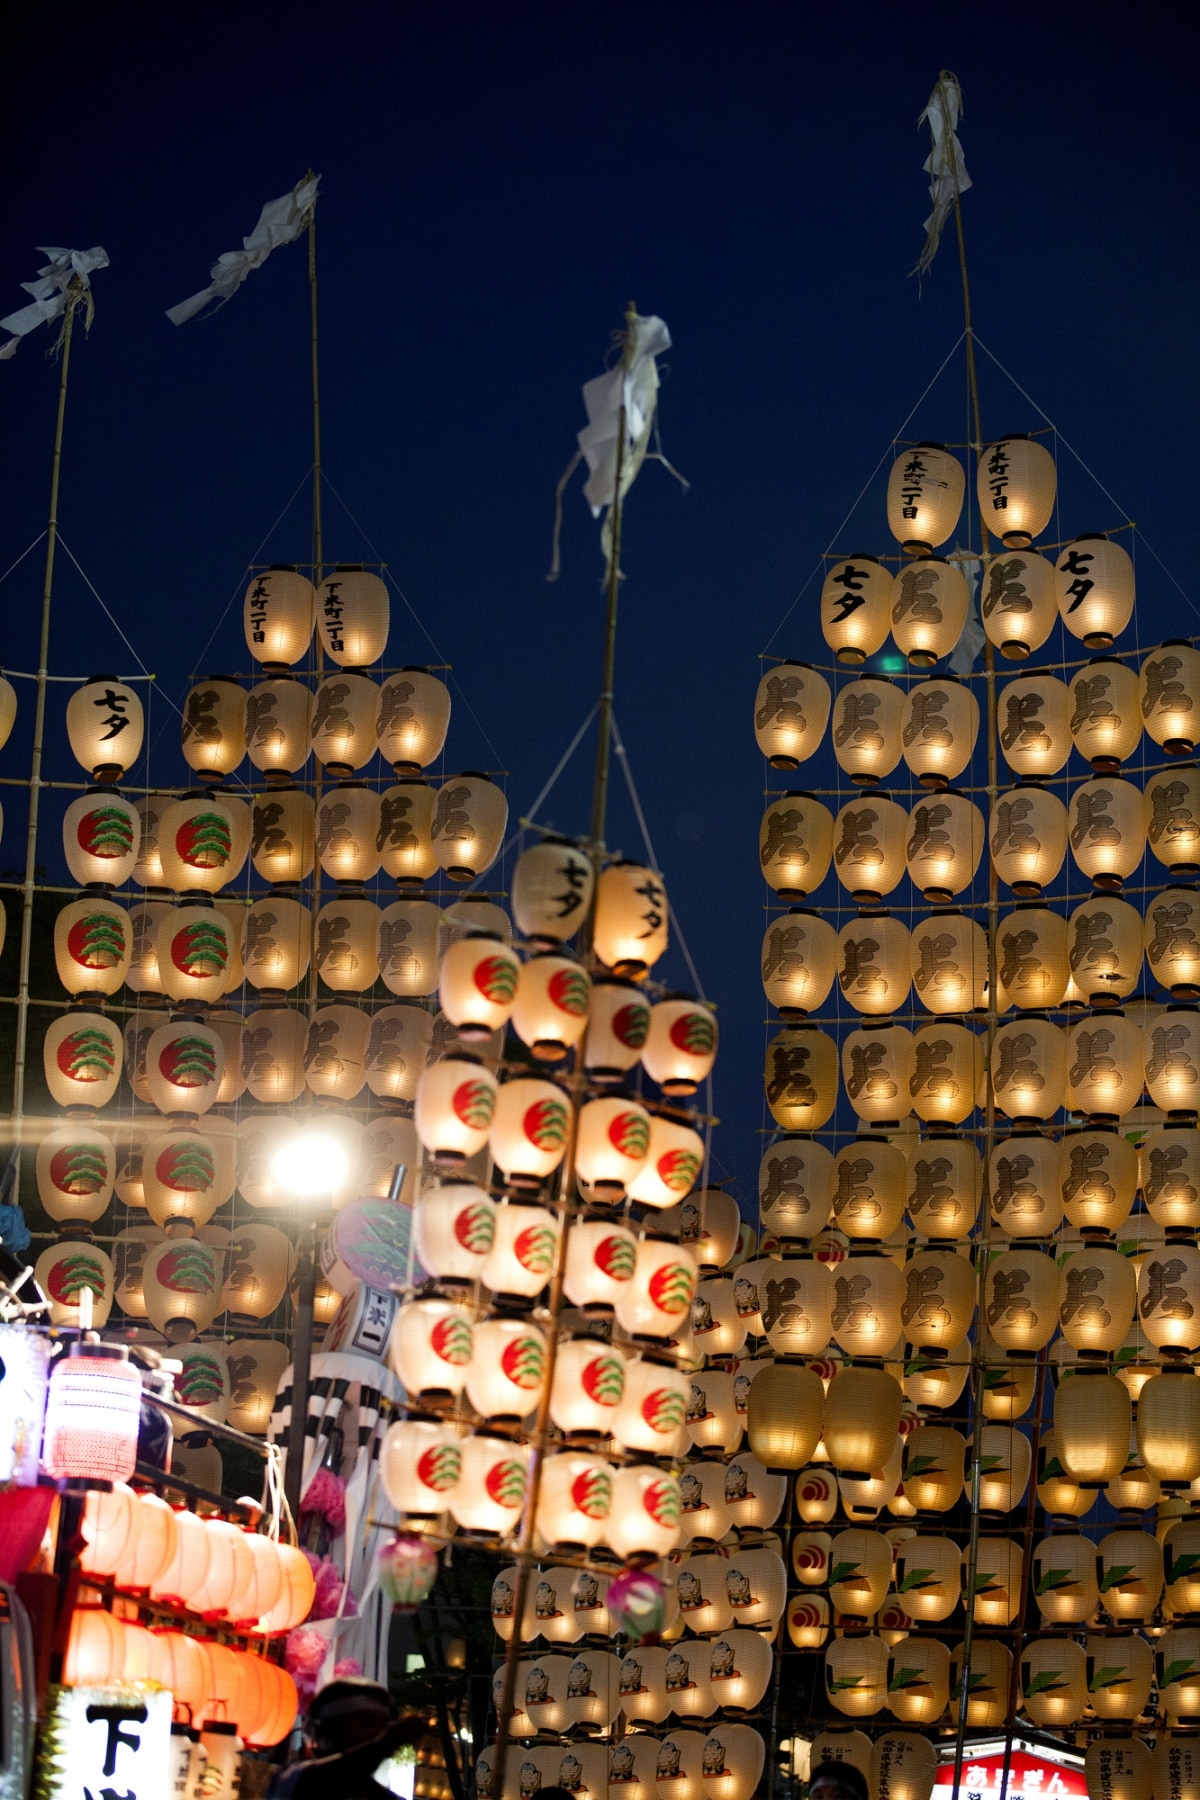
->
310;671;378;771
1069;776;1145;888
1055;1367;1130;1485
62;790;139;887
837;914;910;1016
990;782;1068;896
429;774;507;881
821;556;894;663
905;792;983;900
910;910;986;1015
823;1364;902;1474
759;1136;832;1242
1062;1127;1138;1232
43;1010;123;1110
825;1634;889;1718
759;794;834;900
1068;894;1144;1002
376;896;440;997
243;565;314;665
142;1126;233;1230
753;661;832;766
842;1023;914;1125
246;676;312;774
643;997;718;1094
66;678;144;778
374;780;436;882
833;795;907;902
313;783;380;882
593;860;669;977
43;1342;140;1481
180;679;246;779
990;1017;1065;1121
415;1054;497;1165
511;952;590;1060
37;1123;115;1225
467;1318;548;1421
997;906;1068;1010
574;1098;651;1198
1142;1124;1200;1229
480;1201;559;1298
549;1337;627;1437
1065;1011;1145;1119
981;549;1057;659
1145;1009;1200;1116
887;443;964;552
890;556;969;666
141;1237;225;1342
998;674;1070;776
376;667;451;771
243;895;312;992
1070;657;1142;768
316;565;388;665
985;1247;1060;1353
1055;534;1135;648
154;902;235;1003
1138;1366;1200;1484
314;895;380;992
832;679;904;783
761;909;837;1015
901;678;978;784
626;1110;707;1207
607;1466;681;1559
909;1021;980;1125
615;1238;697;1339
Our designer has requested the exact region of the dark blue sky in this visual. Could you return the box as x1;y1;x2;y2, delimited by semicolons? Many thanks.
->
2;4;1195;1204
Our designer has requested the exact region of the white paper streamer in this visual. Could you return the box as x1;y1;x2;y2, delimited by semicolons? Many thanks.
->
0;246;109;361
166;174;320;325
913;72;971;277
578;311;671;515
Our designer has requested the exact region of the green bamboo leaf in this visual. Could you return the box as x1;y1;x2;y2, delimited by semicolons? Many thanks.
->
897;1567;934;1593
829;1562;859;1587
1099;1564;1134;1593
1024;1670;1061;1697
1035;1568;1075;1595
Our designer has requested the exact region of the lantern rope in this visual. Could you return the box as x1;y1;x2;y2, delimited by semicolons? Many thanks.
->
183;463;316;680
0;529;47;593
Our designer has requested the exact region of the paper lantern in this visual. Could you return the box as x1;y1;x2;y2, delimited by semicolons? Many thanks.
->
1146;887;1200;1000
1097;1528;1163;1623
43;1341;140;1480
426;774;506;882
592;860;670;976
900;1248;974;1350
886;1636;951;1726
910;911;986;1016
258;1542;316;1633
974;1425;1032;1513
760;909;836;1017
627;1110;707;1207
1066;1011;1144;1120
435;937;517;1048
222;1224;291;1318
833;795;907;903
1069;776;1145;888
888;443;964;552
309;671;378;771
898;1423;964;1513
722;1449;786;1531
142;1018;222;1116
998;673;1071;777
548;1337;626;1437
311;784;379;883
1031;1531;1098;1624
241;895;311;993
891;556;969;666
686;1369;740;1456
1086;1632;1154;1721
905;793;984;900
904;1341;970;1410
901;679;979;786
142;1126;232;1230
238;1006;304;1105
245;676;312;775
975;433;1055;546
467;1318;548;1421
361;1006;432;1105
510;952;589;1061
510;839;595;951
561;1217;637;1309
113;1224;163;1316
985;1247;1059;1352
130;794;166;888
1068;895;1144;1005
1143;1124;1200;1229
314;895;380;992
315;565;388;666
43;1010;123;1109
603;1465;680;1560
701;1724;766;1800
759;794;834;899
409;1182;493;1286
820;556;894;662
830;1253;903;1356
62;790;139;889
614;1356;690;1457
365;785;431;887
374;896;440;997
996;906;1067;1011
141;1237;224;1342
991;1017;1065;1121
180;679;246;780
1138;1243;1200;1350
124;900;168;994
1059;1244;1137;1354
1159;1628;1200;1724
1035;1431;1094;1519
1146;766;1200;874
389;1297;473;1399
793;1464;838;1526
372;667;451;773
242;565;314;665
643;997;718;1095
836;914;910;1016
746;1361;823;1469
825;1634;889;1718
833;680;906;790
703;1629;772;1713
826;1527;890;1618
831;1139;906;1240
1139;1366;1200;1485
1087;1741;1152;1800
893;1533;960;1623
480;1201;560;1298
753;661;832;766
360;1113;417;1204
1056;534;1135;648
154;902;234;1003
981;549;1058;658
1069;657;1142;770
909;1021;979;1124
615;1238;696;1340
1055;1367;1131;1485
1146;1010;1200;1117
990;782;1068;896
822;1364;901;1476
225;1338;289;1435
0;676;14;750
414;1054;496;1165
35;1122;114;1227
758;1136;832;1242
62;1607;127;1687
842;1023;913;1125
1153;1735;1200;1800
533;1450;613;1551
949;1639;1012;1730
66;678;144;778
300;1007;369;1104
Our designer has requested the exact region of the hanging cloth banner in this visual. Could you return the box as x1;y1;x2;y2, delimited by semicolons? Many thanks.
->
912;71;971;277
166;173;320;325
548;311;685;580
0;246;109;360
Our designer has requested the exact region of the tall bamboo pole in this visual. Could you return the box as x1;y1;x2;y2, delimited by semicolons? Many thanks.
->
589;300;638;854
12;282;85;1188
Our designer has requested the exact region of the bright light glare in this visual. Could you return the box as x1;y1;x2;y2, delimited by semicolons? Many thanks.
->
271;1129;349;1200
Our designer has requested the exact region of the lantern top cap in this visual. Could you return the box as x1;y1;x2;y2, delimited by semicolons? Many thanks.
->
330;563;368;573
1160;638;1196;650
911;441;949;451
1071;533;1110;543
65;1341;129;1364
266;563;302;571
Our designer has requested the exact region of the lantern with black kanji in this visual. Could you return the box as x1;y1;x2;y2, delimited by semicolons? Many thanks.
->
821;556;894;663
753;662;831;767
833;795;907;902
991;1016;1066;1122
842;1022;913;1125
245;676;312;776
887;443;964;553
998;674;1070;776
1056;534;1135;648
511;837;594;945
906;1134;981;1240
1061;1126;1138;1233
593;860;669;975
989;783;1068;896
759;794;834;900
759;1137;833;1242
1142;642;1200;755
761;909;837;1015
910;909;986;1015
430;773;507;881
1069;657;1142;769
765;1026;838;1131
890;557;969;666
180;678;246;779
66;678;144;779
315;896;380;993
981;549;1057;659
243;565;314;665
909;1021;980;1125
1145;1008;1200;1116
836;914;910;1015
1146;765;1200;875
831;678;904;783
1069;776;1145;888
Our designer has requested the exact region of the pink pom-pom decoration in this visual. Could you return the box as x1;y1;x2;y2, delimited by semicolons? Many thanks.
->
301;1466;347;1529
605;1566;667;1641
285;1626;328;1701
333;1658;363;1679
379;1534;440;1609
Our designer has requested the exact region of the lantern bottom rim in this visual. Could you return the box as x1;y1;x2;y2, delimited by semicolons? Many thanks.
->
1000;639;1032;660
835;648;867;666
1084;632;1115;650
769;754;800;771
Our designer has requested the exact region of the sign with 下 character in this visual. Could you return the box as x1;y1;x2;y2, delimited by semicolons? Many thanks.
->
935;1744;1087;1800
39;1684;172;1800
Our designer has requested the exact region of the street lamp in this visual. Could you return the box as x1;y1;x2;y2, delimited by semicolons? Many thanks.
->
272;1128;350;1518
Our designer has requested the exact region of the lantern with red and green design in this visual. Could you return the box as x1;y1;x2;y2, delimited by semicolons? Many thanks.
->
144;1018;224;1116
572;1097;652;1203
414;1054;498;1167
536;1452;614;1550
389;1297;475;1399
173;1340;231;1424
140;1128;234;1232
467;1318;549;1420
158;796;238;893
141;1235;225;1343
549;1337;628;1438
62;790;139;886
413;1182;496;1285
35;1239;115;1328
489;1076;572;1186
480;1201;560;1300
641;997;719;1096
584;978;652;1081
154;901;235;1004
448;1434;530;1534
614;1356;690;1456
616;1237;698;1340
380;1417;464;1516
36;1123;116;1224
43;1010;123;1110
626;1110;706;1209
563;1219;638;1309
439;932;520;1040
54;897;132;997
607;1465;682;1559
511;837;595;947
511;952;591;1062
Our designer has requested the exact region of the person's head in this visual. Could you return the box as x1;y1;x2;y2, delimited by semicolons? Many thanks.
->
809;1760;870;1800
307;1678;395;1755
533;1790;576;1800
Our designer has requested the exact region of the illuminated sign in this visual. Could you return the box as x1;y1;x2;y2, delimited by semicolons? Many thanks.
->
40;1684;173;1800
935;1745;1087;1800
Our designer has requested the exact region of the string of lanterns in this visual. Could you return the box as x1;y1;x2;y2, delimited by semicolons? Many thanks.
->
750;433;1200;1800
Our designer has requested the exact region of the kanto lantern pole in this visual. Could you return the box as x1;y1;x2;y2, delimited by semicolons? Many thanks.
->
11;281;84;1183
306;172;324;583
588;300;638;854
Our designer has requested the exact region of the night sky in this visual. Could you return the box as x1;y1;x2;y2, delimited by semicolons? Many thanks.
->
2;5;1195;1207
